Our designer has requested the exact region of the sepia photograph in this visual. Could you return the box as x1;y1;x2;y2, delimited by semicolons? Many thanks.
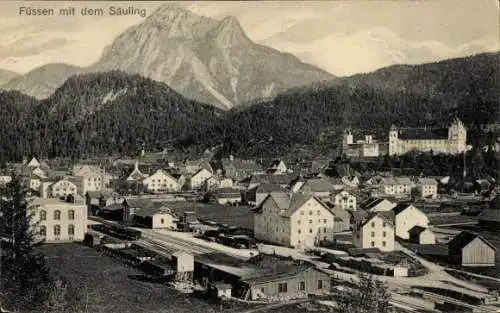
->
0;0;499;312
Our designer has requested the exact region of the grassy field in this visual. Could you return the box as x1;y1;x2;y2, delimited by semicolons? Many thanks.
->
38;243;249;313
168;201;254;230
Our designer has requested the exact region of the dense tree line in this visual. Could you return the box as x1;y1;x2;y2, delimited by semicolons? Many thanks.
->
0;52;498;162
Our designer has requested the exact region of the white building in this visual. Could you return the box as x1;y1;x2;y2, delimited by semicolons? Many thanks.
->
342;130;382;158
389;118;467;156
392;203;430;240
72;165;105;195
416;178;438;199
143;170;181;193
49;178;79;198
331;190;357;211
28;197;88;243
190;168;213;190
352;212;395;252
253;192;338;249
123;200;177;229
408;226;436;245
381;177;413;196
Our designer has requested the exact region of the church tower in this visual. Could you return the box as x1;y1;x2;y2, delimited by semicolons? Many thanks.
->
448;118;467;153
388;125;399;156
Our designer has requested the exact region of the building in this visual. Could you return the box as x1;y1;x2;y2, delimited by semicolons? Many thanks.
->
123;200;177;229
253;184;284;207
408;226;436;245
391;203;429;240
267;159;288;174
297;178;335;202
352;211;395;252
190;168;213;190
389;118;468;156
126;161;149;182
381;177;413;196
85;190;123;210
253;192;340;248
331;190;357;211
28;196;88;243
48;178;79;198
214;188;242;205
242;265;332;300
72;165;105;195
342;130;383;158
448;232;496;267
416;178;438;199
246;173;297;191
221;156;264;181
361;198;397;212
143;169;181;193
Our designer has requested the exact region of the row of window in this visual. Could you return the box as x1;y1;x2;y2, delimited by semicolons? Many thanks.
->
39;224;75;236
298;219;328;225
300;210;322;216
298;227;328;234
40;210;75;221
371;221;387;227
371;231;388;237
371;241;387;247
275;279;324;293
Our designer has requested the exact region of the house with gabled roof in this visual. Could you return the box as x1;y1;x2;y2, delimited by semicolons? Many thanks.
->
126;161;149;182
143;169;182;193
448;231;496;267
352;211;395;252
297;178;334;202
381;176;413;196
361;198;397;212
189;168;213;190
253;192;342;249
221;156;264;181
408;226;435;245
391;203;429;240
331;189;357;211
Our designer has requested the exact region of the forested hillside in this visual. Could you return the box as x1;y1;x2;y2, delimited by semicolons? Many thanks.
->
0;53;498;163
0;71;222;163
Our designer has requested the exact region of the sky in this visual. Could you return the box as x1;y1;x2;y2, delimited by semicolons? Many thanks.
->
0;0;498;76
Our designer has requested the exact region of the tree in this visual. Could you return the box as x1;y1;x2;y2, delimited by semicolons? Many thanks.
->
0;177;52;311
334;273;392;313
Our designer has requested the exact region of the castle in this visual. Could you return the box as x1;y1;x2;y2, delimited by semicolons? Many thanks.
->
389;118;467;156
342;118;468;158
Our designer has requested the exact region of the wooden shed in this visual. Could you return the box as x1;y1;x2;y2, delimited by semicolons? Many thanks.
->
448;232;496;267
408;226;436;245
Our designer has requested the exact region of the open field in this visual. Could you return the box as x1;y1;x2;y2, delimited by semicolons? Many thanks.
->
428;214;478;226
168;201;254;230
37;243;249;313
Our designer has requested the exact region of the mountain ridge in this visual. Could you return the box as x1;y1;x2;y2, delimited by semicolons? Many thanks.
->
0;5;334;109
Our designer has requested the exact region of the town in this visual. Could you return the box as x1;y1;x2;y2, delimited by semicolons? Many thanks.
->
1;119;499;313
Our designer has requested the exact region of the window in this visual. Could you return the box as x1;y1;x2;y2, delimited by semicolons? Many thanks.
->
309;211;312;215
161;218;164;224
317;280;323;289
54;210;61;220
309;220;312;224
40;210;46;221
382;241;386;247
278;283;288;293
309;229;313;233
371;231;375;237
39;226;46;237
323;219;327;224
371;241;375;247
317;210;320;215
298;229;301;234
54;225;61;236
68;210;75;220
299;281;305;291
382;222;386;227
260;287;265;293
383;231;387;237
371;222;375;227
298;220;301;225
68;224;74;235
323;227;327;233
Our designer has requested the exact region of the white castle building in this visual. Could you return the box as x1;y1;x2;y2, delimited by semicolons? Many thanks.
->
389;118;467;156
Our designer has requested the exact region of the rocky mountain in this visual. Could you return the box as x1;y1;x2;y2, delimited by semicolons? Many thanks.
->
2;64;84;100
0;71;222;162
0;69;19;86
1;4;334;110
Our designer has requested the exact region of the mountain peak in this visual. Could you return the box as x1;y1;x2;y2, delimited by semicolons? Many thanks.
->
207;15;251;47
